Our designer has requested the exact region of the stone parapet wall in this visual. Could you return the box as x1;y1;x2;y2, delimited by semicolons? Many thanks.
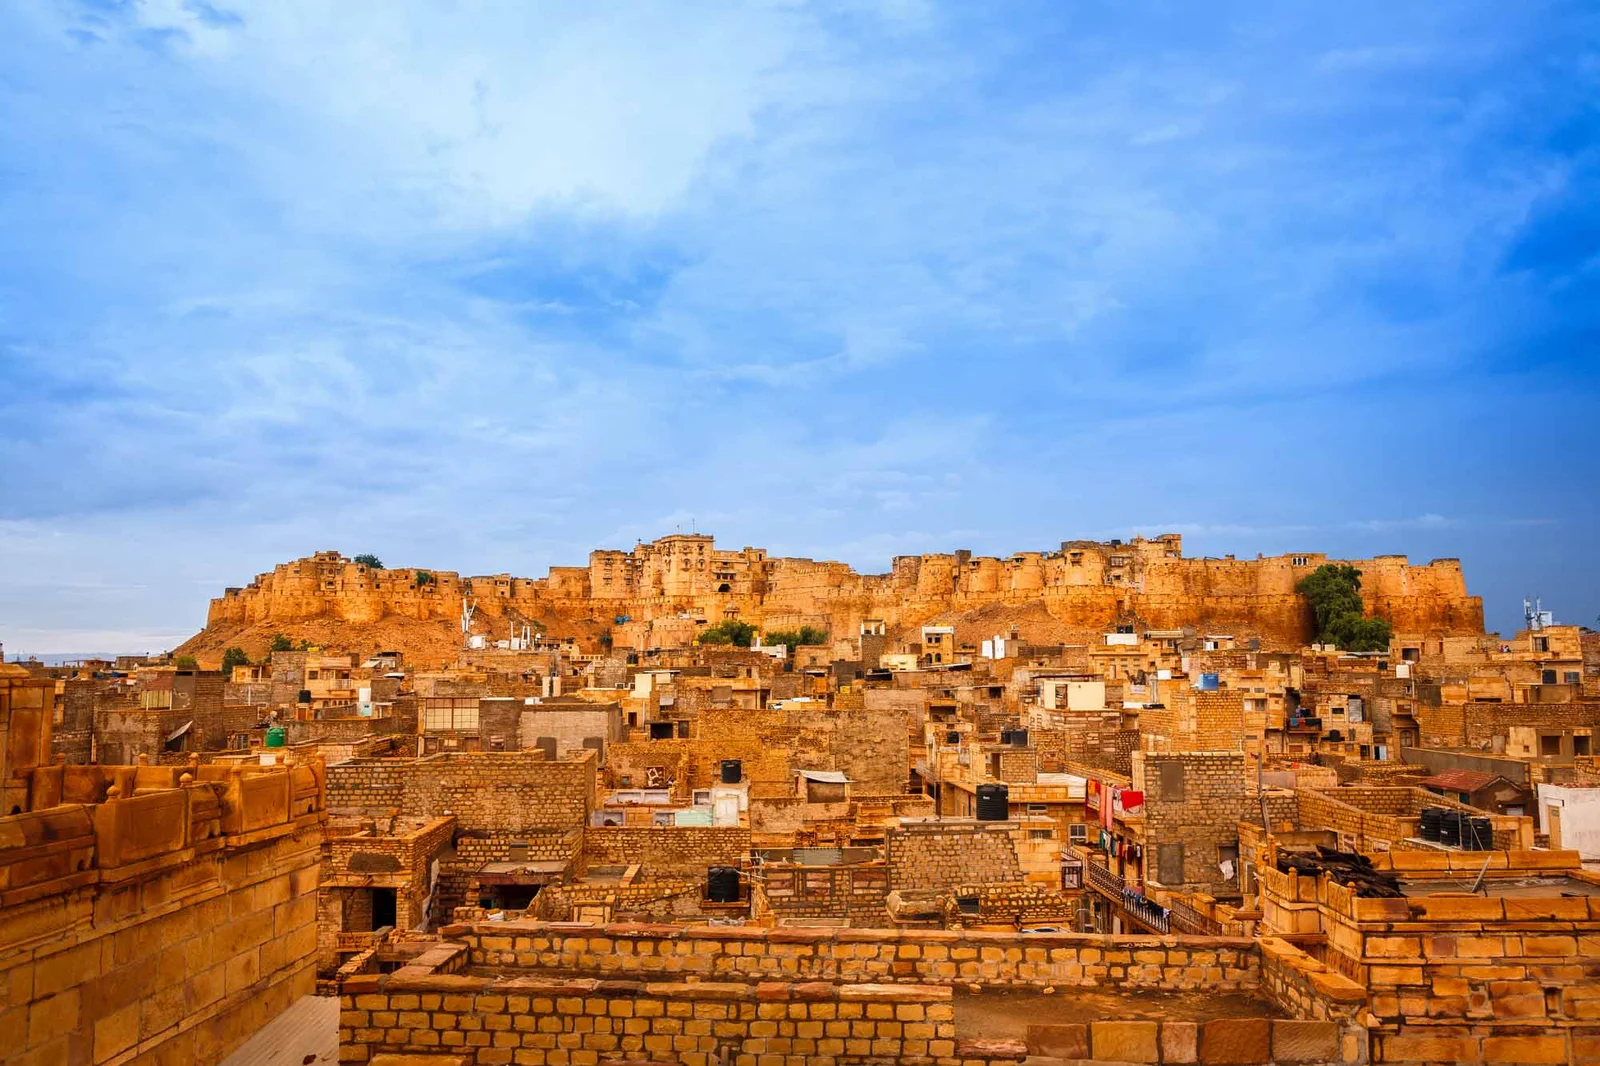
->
1;817;322;1066
338;973;978;1066
454;920;1261;993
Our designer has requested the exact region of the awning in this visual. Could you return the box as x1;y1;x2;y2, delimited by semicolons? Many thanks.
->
164;720;194;745
797;770;850;784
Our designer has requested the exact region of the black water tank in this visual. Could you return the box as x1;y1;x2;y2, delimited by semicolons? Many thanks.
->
1467;816;1492;851
707;866;740;902
976;783;1009;821
297;689;311;704
1439;811;1462;848
720;759;742;784
1011;729;1029;748
1419;808;1444;842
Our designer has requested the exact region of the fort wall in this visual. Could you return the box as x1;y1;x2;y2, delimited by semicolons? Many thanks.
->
197;537;1484;661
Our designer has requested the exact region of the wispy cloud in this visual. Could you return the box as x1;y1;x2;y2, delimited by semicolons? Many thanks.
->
1;0;1597;648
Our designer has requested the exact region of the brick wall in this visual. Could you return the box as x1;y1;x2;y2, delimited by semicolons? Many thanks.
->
1137;751;1248;891
754;862;890;923
581;825;751;878
456;920;1262;993
326;750;596;831
338;974;970;1066
885;822;1024;892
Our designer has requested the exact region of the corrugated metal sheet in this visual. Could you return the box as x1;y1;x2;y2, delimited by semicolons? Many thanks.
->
219;994;339;1066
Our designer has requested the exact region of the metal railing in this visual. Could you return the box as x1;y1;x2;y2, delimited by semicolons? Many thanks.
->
1086;861;1126;898
1121;890;1170;934
1169;899;1223;936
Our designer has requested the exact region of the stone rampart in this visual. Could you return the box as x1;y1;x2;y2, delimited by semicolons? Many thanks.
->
198;538;1484;660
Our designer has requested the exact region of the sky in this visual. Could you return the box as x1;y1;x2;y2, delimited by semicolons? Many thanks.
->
1;1;1597;655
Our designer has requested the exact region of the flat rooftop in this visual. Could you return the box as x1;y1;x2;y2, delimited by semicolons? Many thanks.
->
1400;875;1600;899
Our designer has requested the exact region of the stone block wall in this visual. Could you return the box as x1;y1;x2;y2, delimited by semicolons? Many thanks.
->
886;821;1023;892
754;862;890;923
1;821;321;1066
442;829;582;918
580;826;751;878
1137;751;1249;890
326;750;596;832
338;974;973;1066
458;921;1262;993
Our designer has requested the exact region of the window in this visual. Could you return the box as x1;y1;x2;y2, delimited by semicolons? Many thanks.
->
424;702;479;731
1157;843;1185;885
1068;824;1089;844
1543;670;1558;685
1029;828;1055;841
1158;761;1186;802
1292;556;1309;567
1534;637;1550;653
1575;736;1592;757
1027;804;1048;816
1540;734;1562;757
1564;671;1580;685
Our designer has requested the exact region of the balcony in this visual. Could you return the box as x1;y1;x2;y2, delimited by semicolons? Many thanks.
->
1170;898;1223;936
1086;861;1126;900
1121;891;1171;934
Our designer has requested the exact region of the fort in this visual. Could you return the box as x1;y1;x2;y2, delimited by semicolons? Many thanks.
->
8;537;1599;1066
189;534;1483;666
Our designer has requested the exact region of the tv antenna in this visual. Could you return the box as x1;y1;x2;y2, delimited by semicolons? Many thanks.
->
461;597;477;637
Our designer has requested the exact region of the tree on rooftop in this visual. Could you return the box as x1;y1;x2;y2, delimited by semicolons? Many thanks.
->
270;633;294;653
697;619;757;647
174;654;198;668
220;647;250;675
1295;563;1393;652
415;570;435;586
353;553;384;569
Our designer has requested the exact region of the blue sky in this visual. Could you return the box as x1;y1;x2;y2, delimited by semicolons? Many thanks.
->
2;1;1597;654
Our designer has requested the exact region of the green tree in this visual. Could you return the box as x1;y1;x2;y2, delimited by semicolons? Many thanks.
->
353;553;384;569
220;647;251;675
1295;564;1393;652
697;619;758;647
270;633;294;653
415;570;435;586
763;625;830;655
174;654;198;668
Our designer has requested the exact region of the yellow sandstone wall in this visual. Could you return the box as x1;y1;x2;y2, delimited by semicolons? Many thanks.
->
200;537;1484;654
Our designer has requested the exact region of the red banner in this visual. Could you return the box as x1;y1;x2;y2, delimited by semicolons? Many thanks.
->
1085;778;1102;814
